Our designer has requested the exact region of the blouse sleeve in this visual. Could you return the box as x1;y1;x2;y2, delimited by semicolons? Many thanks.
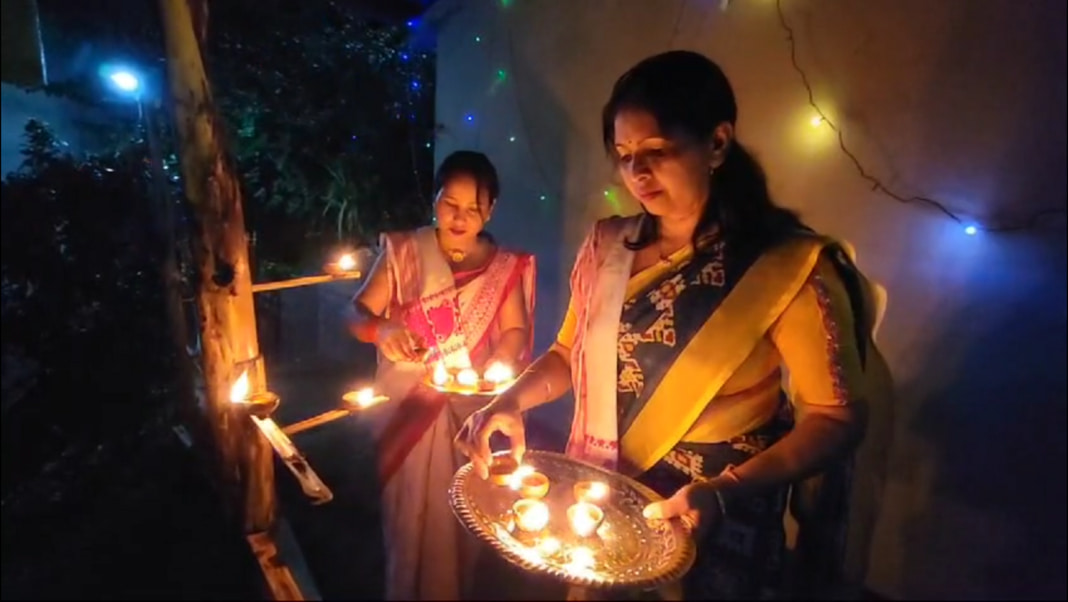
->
555;300;579;349
767;254;866;410
554;218;607;350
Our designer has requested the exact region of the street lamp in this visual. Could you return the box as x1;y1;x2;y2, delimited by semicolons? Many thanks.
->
108;70;141;95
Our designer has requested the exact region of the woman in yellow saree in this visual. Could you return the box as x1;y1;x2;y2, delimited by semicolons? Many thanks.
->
457;51;893;600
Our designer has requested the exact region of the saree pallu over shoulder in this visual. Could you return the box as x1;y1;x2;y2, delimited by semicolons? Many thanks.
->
372;227;537;486
618;234;837;473
379;226;535;369
566;218;849;473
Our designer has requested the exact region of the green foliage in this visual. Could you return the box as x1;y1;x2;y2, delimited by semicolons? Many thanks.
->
207;0;436;249
2;1;437;485
35;0;437;269
1;121;176;489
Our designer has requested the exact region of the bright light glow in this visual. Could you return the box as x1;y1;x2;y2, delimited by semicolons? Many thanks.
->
507;464;536;490
810;115;824;127
432;362;450;386
109;71;140;93
483;361;514;384
565;546;596;571
354;387;376;408
230;370;250;403
568;502;604;538
513;499;550;532
456;367;479;387
964;225;978;235
574;480;609;503
535;537;561;556
336;253;356;271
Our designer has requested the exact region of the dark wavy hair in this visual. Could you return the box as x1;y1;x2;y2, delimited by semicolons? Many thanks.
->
601;51;806;254
433;150;500;214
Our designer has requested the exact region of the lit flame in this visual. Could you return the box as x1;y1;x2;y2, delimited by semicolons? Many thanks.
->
513;499;550;532
456;367;478;387
810;115;824;127
432;362;449;386
568;502;604;538
507;465;536;490
353;387;378;408
337;253;357;271
230;370;250;403
483;361;513;384
582;481;609;502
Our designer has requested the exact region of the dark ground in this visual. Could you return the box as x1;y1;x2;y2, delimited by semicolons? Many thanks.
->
0;413;263;600
270;360;568;600
0;355;567;600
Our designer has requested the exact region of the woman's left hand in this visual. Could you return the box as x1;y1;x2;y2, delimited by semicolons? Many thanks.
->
643;482;723;540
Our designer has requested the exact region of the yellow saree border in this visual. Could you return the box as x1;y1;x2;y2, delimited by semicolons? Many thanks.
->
619;235;834;474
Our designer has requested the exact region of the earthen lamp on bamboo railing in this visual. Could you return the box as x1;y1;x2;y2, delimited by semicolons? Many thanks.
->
279;385;390;438
324;252;359;277
251;251;363;294
341;386;388;410
229;369;334;505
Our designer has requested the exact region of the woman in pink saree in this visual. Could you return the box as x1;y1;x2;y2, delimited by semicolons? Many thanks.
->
349;150;536;600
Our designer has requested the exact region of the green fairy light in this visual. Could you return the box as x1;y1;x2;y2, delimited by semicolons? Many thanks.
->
602;187;622;213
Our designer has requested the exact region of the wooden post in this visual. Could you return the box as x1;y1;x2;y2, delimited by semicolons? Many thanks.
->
158;2;314;599
158;0;274;536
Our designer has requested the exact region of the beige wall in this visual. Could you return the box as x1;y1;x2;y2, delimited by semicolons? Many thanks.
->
432;0;1067;598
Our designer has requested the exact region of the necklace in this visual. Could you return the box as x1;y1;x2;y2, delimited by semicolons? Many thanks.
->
657;239;686;266
435;227;472;264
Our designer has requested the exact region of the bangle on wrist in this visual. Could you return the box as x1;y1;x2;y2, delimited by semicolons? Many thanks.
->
713;488;729;519
720;465;741;484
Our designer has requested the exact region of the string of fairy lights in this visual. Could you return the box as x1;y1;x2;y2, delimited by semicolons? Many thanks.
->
408;0;1065;236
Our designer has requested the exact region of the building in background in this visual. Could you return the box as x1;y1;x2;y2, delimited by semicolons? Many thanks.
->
1;0;47;88
1;0;113;177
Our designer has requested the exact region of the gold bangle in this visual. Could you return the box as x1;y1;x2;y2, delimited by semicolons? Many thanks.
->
720;465;741;484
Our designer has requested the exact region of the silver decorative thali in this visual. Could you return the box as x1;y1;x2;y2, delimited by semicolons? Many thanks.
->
449;450;695;593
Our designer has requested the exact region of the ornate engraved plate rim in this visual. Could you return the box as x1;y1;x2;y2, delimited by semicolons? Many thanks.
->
448;450;696;592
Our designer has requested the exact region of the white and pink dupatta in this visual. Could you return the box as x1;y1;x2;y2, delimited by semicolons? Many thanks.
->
565;216;641;472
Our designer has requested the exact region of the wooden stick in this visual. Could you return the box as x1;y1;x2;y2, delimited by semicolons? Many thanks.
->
251;272;362;294
248;532;306;601
281;408;354;437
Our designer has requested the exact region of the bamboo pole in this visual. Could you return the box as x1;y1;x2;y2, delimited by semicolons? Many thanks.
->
281;409;354;437
158;3;311;600
159;0;273;536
